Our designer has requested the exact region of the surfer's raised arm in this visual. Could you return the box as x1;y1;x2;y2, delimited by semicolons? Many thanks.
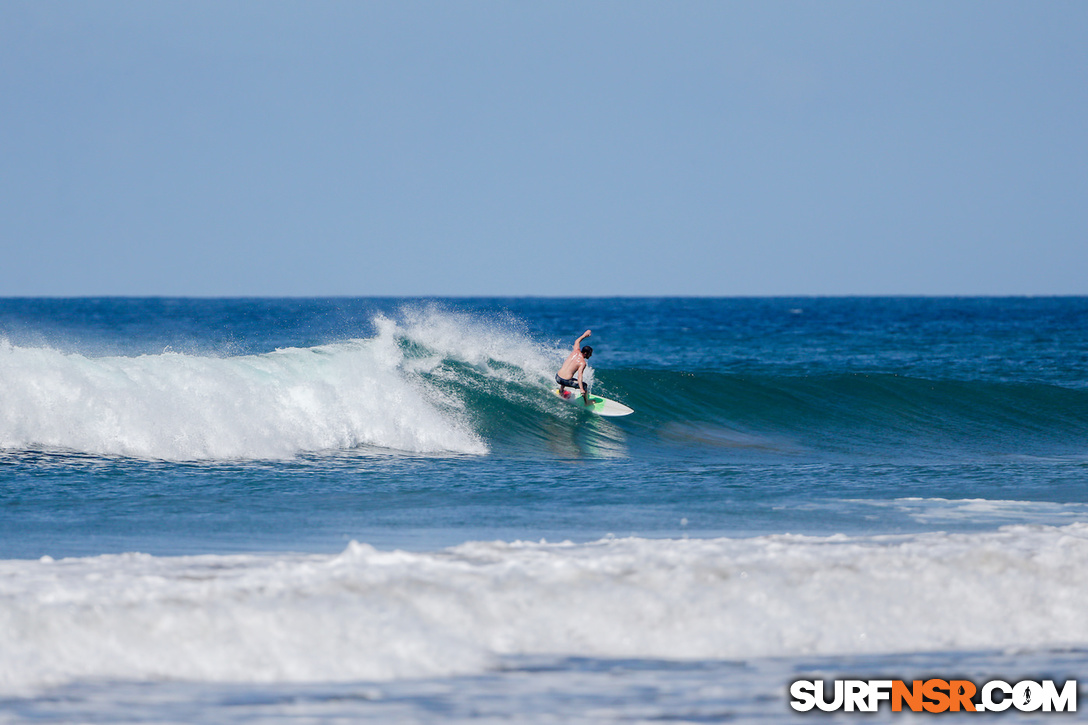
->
573;330;591;352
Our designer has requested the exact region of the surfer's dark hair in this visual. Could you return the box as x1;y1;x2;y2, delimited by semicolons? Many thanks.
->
581;346;593;357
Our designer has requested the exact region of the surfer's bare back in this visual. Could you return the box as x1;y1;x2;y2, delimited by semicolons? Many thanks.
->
555;330;593;403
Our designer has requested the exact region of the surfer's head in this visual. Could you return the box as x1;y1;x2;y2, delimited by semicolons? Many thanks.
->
581;346;593;358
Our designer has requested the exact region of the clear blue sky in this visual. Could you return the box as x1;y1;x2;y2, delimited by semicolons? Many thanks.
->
2;1;1085;296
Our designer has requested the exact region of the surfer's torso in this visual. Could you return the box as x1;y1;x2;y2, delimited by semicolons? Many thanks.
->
557;349;586;379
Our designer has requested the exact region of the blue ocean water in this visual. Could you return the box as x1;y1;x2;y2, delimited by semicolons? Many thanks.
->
1;297;1086;722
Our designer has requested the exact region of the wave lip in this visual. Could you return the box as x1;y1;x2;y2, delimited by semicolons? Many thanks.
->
3;524;1087;694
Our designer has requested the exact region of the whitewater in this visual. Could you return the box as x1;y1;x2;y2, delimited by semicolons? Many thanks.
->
1;297;1086;722
4;525;1088;696
0;309;560;459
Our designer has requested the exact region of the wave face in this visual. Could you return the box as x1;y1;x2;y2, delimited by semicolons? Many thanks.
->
608;369;1088;460
2;302;1087;461
3;524;1087;694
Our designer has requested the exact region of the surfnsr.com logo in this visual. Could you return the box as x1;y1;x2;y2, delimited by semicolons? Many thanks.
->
790;679;1078;713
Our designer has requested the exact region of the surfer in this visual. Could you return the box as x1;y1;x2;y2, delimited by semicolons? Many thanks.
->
556;330;593;403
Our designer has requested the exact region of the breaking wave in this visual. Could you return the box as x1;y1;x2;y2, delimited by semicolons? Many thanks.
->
2;307;1086;461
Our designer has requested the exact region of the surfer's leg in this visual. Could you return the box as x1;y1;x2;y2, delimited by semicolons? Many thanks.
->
556;374;575;397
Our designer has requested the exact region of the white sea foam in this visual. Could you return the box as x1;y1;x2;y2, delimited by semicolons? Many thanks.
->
2;524;1087;695
849;497;1088;525
379;305;583;404
384;306;559;383
0;307;592;459
0;307;567;459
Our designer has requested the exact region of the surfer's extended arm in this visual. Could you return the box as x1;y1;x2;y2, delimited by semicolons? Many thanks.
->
573;330;591;352
576;363;589;402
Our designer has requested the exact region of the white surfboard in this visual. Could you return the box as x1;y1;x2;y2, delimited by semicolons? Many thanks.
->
553;387;634;416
